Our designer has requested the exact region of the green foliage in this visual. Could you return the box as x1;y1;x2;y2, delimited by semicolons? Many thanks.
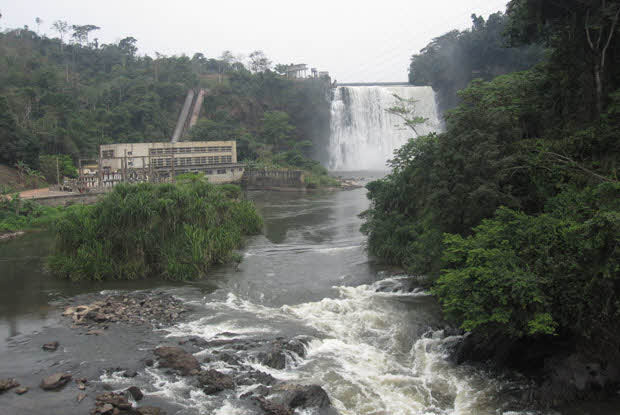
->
0;195;65;233
38;154;78;183
48;180;262;281
364;4;620;359
409;12;544;111
435;184;619;343
0;26;332;174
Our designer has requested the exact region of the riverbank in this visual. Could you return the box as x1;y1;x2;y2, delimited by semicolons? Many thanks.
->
0;289;337;415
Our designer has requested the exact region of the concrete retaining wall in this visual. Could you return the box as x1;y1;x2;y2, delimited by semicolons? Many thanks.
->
242;169;305;189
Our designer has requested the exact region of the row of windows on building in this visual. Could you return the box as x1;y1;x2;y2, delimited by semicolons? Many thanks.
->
148;146;233;155
151;155;233;167
100;147;233;159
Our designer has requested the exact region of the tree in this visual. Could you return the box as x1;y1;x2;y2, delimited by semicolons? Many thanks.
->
585;2;620;115
52;20;69;51
386;94;428;135
71;24;100;45
35;17;43;35
260;111;295;151
249;50;271;73
118;37;138;57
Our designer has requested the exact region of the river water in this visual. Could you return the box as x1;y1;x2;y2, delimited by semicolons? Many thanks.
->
3;186;616;414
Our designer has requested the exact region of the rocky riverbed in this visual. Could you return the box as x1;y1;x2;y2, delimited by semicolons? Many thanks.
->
0;290;337;415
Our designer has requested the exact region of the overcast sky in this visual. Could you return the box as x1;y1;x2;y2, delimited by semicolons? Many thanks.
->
1;0;509;82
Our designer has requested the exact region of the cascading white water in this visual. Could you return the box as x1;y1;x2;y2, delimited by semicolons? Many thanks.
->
328;86;442;171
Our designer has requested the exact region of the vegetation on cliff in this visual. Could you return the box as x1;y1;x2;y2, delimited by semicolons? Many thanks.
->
364;0;620;364
0;24;332;181
48;177;263;280
409;12;544;111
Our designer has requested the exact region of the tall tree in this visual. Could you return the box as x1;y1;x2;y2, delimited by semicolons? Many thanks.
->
249;50;271;73
52;20;69;52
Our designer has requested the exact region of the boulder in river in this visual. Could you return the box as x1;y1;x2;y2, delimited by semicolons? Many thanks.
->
256;338;309;369
198;369;235;394
0;378;19;393
126;386;143;401
40;372;72;390
154;346;200;376
271;384;332;410
92;392;134;414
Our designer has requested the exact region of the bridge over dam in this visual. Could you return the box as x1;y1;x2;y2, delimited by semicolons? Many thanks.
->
336;82;412;87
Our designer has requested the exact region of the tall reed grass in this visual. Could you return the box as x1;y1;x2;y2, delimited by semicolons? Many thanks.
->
48;178;262;280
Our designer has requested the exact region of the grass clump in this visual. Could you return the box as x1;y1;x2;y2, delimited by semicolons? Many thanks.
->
0;195;65;233
48;178;262;281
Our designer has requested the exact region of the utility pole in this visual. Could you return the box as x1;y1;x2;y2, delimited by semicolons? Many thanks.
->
56;156;60;186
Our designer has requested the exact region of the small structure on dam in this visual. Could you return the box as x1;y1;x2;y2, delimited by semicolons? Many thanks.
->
77;141;244;188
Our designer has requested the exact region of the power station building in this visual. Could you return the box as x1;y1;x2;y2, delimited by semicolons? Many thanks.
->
79;141;244;188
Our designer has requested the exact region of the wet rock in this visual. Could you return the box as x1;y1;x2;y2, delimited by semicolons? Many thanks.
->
0;378;19;393
237;370;276;386
42;341;59;351
40;372;72;390
126;386;143;401
14;387;28;395
198;369;235;394
271;384;332;410
256;338;309;370
154;346;200;376
92;392;134;414
63;293;187;327
252;396;293;415
137;406;165;415
144;359;154;367
87;329;105;336
123;370;138;378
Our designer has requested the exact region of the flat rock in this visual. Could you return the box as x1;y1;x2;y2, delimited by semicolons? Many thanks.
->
40;372;71;390
154;346;200;376
137;406;166;415
14;387;28;395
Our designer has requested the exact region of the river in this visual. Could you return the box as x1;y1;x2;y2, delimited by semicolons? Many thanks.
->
1;186;617;415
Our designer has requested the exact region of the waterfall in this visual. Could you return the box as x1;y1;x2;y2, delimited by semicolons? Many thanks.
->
328;86;441;171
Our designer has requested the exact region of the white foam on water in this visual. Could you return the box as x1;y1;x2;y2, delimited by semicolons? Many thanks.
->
328;86;442;171
159;276;547;414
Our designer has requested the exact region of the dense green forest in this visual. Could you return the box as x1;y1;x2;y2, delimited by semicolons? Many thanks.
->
409;12;544;111
0;24;331;180
364;0;619;370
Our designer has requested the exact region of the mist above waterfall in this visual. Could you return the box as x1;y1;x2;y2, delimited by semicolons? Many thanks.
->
328;86;441;171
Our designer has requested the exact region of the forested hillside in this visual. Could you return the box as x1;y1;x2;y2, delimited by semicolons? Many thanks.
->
409;12;544;111
0;25;331;177
363;0;620;388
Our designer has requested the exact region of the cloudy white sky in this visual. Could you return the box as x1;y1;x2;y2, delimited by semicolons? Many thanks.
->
1;0;509;82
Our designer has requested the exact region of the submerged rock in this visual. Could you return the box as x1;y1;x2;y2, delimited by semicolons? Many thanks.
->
153;346;200;376
40;372;71;390
198;369;235;394
42;341;59;351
